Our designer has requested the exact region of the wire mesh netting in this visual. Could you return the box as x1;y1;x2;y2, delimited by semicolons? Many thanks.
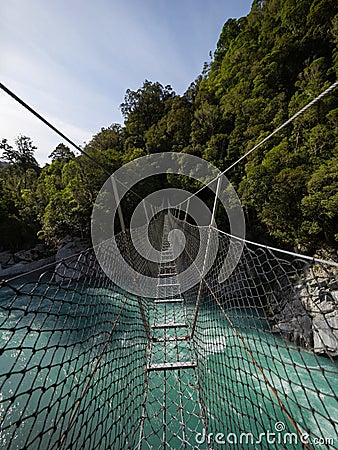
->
0;211;337;449
139;213;207;449
170;211;338;449
0;239;150;450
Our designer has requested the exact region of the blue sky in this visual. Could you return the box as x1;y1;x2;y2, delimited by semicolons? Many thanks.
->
0;0;253;165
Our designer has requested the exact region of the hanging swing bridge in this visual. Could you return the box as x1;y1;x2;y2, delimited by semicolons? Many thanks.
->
0;209;337;449
0;80;337;449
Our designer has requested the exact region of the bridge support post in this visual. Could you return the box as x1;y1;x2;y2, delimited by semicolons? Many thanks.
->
191;177;221;338
184;198;190;223
111;177;151;341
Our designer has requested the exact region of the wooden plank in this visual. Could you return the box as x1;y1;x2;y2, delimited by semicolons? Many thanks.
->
147;361;196;371
152;323;187;329
152;336;190;342
154;298;183;304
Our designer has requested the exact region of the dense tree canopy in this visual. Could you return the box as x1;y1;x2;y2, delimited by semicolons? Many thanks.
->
0;0;337;253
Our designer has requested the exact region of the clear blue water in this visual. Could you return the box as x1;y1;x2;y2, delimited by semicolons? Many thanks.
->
0;284;337;449
195;307;338;449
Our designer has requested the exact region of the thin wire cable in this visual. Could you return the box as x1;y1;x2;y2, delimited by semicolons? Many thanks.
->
212;226;338;268
0;82;111;176
177;80;338;208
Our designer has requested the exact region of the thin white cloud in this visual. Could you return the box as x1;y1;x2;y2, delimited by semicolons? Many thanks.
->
0;93;93;165
0;0;253;165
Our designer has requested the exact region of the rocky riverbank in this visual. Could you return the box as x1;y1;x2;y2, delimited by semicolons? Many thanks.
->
54;236;90;282
271;250;338;358
0;244;55;279
0;237;90;280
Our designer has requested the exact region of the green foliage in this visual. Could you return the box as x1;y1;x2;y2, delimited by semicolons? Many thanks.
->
37;126;123;245
49;143;75;162
212;18;243;69
1;0;337;254
199;0;337;251
0;137;41;250
145;97;193;154
0;136;39;172
301;157;338;246
121;81;175;150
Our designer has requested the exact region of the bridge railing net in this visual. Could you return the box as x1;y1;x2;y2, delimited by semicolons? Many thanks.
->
0;210;337;449
0;230;156;450
170;211;338;449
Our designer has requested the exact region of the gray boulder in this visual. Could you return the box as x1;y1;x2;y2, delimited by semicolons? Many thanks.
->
55;236;90;283
313;314;338;355
272;297;313;349
0;244;55;278
0;251;15;269
273;263;338;357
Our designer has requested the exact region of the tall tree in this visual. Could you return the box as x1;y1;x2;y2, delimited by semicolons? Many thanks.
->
49;143;75;162
121;80;175;150
0;136;39;171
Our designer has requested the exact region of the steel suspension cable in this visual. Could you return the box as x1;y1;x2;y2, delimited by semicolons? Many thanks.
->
0;82;111;176
0;81;148;206
177;80;338;209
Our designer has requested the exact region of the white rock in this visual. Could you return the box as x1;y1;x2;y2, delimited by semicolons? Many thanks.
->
0;256;55;278
55;236;89;282
313;315;338;356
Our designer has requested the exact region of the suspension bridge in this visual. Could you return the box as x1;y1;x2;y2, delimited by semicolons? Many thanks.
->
0;208;337;449
0;81;337;449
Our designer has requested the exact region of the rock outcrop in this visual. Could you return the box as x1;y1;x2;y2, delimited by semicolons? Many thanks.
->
54;236;90;282
0;244;55;278
272;258;338;357
0;237;92;283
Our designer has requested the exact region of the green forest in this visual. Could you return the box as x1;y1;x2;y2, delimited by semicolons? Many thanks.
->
1;0;337;255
